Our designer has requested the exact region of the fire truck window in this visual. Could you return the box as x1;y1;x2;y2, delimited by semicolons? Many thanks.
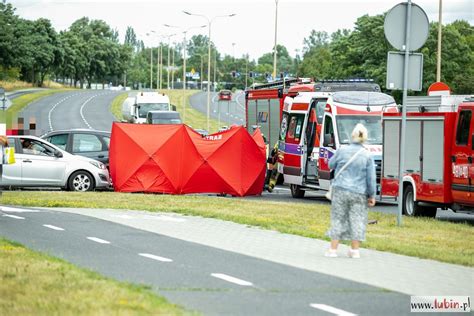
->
456;110;472;146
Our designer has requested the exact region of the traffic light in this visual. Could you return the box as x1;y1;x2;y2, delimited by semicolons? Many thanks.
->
231;71;236;78
249;71;254;78
280;72;284;79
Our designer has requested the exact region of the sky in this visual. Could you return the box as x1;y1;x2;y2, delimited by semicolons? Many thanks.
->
10;0;474;60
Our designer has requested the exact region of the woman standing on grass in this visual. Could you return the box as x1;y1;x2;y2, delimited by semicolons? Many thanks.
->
325;123;376;259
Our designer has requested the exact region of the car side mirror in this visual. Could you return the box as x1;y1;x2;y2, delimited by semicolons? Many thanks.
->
171;105;177;111
54;150;63;158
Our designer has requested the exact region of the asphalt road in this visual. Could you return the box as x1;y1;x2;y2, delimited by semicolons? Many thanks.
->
189;91;245;127
17;90;121;135
0;206;411;316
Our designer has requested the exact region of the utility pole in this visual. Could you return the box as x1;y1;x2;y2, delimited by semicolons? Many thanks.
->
436;0;442;82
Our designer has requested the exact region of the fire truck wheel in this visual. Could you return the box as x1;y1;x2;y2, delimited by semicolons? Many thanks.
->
402;184;437;217
290;184;305;198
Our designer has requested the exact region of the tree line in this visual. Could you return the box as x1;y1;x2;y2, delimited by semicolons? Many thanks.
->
0;2;472;94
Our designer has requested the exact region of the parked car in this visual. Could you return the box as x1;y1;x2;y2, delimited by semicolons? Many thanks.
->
218;89;232;101
1;135;111;191
42;129;111;167
146;111;182;124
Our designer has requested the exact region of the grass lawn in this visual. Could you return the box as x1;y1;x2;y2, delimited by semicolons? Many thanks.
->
0;238;194;315
1;191;473;267
109;89;221;133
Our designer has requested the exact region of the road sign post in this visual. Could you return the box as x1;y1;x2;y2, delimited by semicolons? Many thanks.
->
384;1;429;226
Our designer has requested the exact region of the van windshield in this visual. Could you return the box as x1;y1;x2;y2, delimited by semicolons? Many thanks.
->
138;103;170;118
336;115;382;145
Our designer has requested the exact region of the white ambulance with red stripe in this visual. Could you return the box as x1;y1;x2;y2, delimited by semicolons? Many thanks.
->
279;81;398;198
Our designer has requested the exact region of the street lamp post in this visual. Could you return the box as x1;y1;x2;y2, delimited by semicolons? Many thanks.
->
166;34;176;89
183;10;235;132
146;33;154;89
272;0;279;80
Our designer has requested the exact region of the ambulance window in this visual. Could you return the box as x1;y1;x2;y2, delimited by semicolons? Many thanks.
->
314;99;327;124
456;110;471;146
286;114;304;141
323;115;335;146
280;113;289;141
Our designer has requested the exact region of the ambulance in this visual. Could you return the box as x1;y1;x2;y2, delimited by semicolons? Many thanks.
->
381;95;474;216
279;82;398;198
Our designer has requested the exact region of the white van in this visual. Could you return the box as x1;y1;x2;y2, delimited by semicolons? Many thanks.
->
123;92;172;123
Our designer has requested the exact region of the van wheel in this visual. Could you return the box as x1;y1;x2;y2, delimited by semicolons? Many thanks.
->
290;184;305;198
68;171;95;192
402;184;437;217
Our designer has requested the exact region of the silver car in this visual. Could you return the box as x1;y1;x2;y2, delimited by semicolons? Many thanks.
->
1;135;111;191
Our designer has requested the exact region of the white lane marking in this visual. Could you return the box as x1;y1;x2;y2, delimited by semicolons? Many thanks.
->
139;253;173;262
79;95;100;129
235;92;245;110
43;224;65;231
86;237;110;244
310;304;357;316
211;273;253;286
0;206;40;213
48;94;78;131
2;214;25;219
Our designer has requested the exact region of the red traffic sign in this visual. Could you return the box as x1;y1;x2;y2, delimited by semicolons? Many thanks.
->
428;82;450;96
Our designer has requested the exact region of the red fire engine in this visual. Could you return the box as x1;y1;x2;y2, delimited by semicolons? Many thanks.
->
381;95;474;216
245;78;312;148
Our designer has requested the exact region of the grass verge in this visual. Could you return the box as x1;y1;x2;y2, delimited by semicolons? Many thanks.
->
0;80;66;91
0;238;193;315
1;191;473;267
110;92;129;120
0;89;74;128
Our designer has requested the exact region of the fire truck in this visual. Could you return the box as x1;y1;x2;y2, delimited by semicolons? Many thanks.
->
279;82;398;198
245;78;312;148
381;95;474;217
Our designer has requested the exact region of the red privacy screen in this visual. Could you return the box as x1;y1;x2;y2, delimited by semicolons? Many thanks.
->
109;123;266;196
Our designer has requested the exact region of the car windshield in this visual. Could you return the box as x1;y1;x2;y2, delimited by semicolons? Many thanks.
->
138;103;170;118
336;115;382;145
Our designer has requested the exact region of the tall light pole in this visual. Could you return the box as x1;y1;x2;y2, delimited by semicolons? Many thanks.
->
272;0;279;80
436;0;442;82
165;24;206;90
165;34;176;89
183;10;236;131
146;33;154;89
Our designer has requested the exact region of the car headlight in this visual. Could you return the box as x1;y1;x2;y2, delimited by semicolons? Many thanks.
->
89;161;106;170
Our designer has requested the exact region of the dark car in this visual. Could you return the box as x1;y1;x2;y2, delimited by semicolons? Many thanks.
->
42;129;111;167
146;111;182;124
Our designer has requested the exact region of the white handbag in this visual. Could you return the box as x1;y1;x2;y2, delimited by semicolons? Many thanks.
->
326;147;365;201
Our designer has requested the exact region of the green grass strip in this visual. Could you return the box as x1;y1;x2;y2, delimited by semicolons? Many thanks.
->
110;92;129;121
1;191;473;267
0;238;195;315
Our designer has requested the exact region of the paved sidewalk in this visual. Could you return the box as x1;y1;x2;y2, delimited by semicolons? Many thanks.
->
33;207;474;297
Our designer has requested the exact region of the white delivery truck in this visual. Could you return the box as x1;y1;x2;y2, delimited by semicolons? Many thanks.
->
122;91;173;123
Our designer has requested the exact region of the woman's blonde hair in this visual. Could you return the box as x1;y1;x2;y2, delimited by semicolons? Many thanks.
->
351;123;368;143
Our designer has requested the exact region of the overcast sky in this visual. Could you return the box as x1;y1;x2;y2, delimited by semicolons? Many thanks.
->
11;0;474;60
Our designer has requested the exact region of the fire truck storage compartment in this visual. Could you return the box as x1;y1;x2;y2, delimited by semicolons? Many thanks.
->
383;117;445;192
247;98;281;146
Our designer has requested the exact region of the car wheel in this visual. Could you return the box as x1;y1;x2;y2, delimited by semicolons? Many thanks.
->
68;171;95;192
290;184;305;198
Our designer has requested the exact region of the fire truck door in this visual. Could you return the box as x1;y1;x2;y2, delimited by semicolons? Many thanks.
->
319;114;336;190
451;108;474;206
